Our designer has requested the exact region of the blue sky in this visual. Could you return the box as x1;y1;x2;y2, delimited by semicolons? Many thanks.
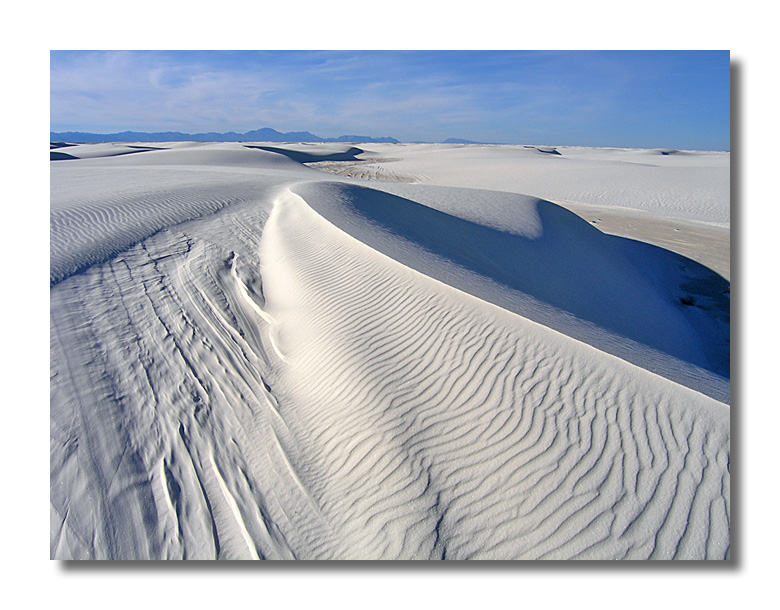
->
50;50;730;150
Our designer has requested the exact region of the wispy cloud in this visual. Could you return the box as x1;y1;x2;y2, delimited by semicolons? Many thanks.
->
51;51;297;132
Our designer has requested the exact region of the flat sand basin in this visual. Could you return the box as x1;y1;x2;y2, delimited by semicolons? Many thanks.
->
560;201;730;281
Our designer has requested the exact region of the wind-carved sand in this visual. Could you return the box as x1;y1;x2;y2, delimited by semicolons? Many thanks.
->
303;157;427;183
50;141;730;559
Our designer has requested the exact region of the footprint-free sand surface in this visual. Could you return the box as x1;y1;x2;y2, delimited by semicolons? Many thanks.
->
50;142;729;559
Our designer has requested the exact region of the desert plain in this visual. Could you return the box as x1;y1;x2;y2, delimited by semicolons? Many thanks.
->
50;141;730;559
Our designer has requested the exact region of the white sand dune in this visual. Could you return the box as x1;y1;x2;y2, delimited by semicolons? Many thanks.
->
50;142;730;559
359;143;730;227
49;142;166;160
291;181;729;398
49;143;316;284
304;144;731;278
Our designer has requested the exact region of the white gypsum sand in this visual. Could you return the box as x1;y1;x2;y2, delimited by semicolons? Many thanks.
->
50;141;730;559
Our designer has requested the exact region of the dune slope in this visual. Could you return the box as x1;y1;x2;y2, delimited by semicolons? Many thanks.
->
257;189;729;558
293;181;729;388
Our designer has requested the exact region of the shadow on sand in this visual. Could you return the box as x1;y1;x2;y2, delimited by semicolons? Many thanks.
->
244;144;365;163
297;181;729;381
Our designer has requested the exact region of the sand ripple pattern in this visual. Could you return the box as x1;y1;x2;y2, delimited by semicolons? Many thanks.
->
258;191;730;559
50;167;283;285
50;199;331;559
303;158;427;183
49;180;730;560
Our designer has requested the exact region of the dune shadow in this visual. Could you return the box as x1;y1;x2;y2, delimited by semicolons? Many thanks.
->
607;234;730;377
298;182;729;379
50;151;78;160
244;145;364;163
125;145;168;151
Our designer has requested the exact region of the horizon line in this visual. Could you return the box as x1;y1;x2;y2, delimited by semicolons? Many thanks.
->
49;129;730;153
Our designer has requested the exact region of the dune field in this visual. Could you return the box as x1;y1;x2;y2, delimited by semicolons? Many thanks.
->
50;141;730;559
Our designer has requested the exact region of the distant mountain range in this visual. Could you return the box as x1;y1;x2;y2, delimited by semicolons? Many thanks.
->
49;127;494;145
49;127;401;144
